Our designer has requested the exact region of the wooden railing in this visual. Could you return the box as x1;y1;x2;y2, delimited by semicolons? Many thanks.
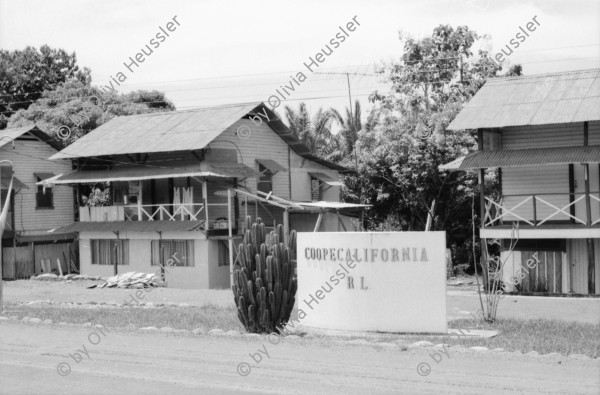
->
80;203;206;222
484;192;600;228
124;203;205;221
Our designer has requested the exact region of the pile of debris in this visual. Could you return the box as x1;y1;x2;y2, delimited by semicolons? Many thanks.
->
93;272;157;289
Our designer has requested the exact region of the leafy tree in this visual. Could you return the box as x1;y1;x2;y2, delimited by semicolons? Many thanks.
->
8;80;175;145
347;24;505;269
0;45;91;128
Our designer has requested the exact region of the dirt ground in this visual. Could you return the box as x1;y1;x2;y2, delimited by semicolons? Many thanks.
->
4;278;600;324
1;278;600;394
1;322;598;394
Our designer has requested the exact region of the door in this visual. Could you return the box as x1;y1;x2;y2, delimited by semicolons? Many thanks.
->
574;163;600;224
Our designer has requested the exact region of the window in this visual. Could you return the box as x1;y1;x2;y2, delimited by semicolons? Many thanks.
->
218;241;229;266
91;240;129;265
257;164;273;194
310;178;321;201
151;240;194;267
36;177;53;209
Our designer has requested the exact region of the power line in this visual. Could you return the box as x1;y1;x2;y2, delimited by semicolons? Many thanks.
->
1;50;599;100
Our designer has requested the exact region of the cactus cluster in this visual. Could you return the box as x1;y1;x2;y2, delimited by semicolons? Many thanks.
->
232;216;297;333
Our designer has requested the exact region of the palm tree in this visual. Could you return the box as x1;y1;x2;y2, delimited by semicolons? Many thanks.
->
284;103;343;162
331;100;362;156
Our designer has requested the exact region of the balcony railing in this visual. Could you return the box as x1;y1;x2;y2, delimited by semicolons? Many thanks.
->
484;192;600;228
80;203;206;222
124;203;205;221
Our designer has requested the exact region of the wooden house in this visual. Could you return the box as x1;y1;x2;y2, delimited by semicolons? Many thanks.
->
0;125;76;279
441;69;600;295
43;103;367;289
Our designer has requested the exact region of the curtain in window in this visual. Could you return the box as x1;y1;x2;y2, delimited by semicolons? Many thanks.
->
151;240;194;267
91;240;129;265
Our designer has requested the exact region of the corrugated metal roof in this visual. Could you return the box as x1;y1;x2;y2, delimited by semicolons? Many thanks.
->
53;220;205;233
40;162;260;185
49;103;260;160
48;102;347;172
448;69;600;130
440;145;600;171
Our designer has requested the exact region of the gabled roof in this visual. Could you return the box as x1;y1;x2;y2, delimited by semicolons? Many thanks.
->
48;102;347;172
0;124;62;151
448;69;600;130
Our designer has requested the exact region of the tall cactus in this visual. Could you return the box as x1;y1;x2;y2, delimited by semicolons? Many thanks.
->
232;216;297;333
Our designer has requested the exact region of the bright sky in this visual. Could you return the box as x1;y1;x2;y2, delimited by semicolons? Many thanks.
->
1;0;599;129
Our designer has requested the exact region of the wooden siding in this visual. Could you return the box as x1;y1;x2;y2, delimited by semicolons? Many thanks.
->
0;134;74;235
501;165;570;221
216;119;292;199
502;123;584;149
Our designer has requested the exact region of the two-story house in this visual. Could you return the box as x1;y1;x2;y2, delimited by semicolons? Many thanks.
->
1;125;76;279
42;102;366;289
441;69;600;295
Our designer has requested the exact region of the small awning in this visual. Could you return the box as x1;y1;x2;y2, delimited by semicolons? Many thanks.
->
308;172;343;187
256;159;286;174
1;167;28;190
440;145;600;171
52;221;205;233
34;172;55;181
38;163;260;185
1;175;28;190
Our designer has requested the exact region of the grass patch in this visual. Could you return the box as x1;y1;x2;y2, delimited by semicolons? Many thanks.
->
440;318;600;358
3;303;243;331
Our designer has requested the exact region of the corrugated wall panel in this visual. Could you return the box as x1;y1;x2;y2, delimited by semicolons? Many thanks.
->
1;137;74;234
589;121;600;145
502;123;584;149
501;165;570;221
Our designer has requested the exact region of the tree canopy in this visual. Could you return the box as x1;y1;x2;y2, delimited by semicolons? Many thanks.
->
0;45;91;128
8;81;175;145
3;45;175;144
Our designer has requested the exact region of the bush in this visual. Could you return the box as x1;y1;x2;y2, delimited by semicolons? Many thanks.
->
231;217;297;333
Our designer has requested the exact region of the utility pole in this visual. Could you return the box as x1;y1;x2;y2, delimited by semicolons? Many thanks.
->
315;71;368;167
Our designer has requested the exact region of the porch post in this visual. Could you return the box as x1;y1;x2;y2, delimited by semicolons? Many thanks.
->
202;180;209;228
138;180;143;221
227;188;234;287
283;209;289;246
314;211;323;232
479;168;488;290
584;163;596;293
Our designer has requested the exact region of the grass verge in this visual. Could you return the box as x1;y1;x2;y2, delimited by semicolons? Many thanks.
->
2;302;243;332
441;318;599;357
3;304;598;358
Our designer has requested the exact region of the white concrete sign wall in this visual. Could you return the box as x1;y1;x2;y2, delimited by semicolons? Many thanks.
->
297;232;447;333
